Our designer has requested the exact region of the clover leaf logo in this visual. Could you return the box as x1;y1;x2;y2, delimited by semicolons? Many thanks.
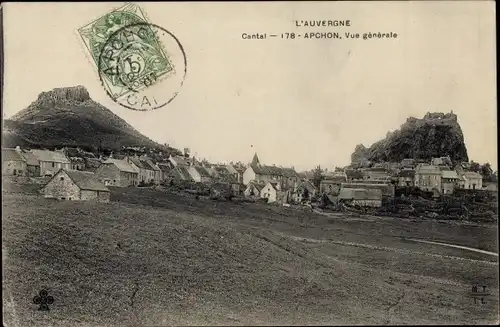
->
33;289;54;311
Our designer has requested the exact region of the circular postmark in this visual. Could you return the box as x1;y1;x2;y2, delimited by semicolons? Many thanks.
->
97;22;187;111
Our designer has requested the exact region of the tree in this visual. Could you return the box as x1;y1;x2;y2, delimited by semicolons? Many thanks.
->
469;161;481;172
312;165;323;189
481;163;494;181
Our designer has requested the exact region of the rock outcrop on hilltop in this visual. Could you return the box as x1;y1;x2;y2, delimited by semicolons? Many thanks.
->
351;111;469;164
3;86;181;154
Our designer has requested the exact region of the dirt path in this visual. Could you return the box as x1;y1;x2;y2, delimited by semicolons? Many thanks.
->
406;238;499;256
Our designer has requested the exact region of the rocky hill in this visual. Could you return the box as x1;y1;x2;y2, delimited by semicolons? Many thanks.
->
351;112;469;164
3;85;181;154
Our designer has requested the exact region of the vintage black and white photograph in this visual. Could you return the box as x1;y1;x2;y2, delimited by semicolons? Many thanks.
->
1;1;498;326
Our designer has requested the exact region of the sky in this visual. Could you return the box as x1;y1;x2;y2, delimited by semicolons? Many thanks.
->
2;2;497;171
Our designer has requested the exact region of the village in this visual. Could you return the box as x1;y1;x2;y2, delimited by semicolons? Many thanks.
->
2;145;497;221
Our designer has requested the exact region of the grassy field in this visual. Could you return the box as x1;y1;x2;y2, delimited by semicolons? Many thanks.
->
2;186;499;326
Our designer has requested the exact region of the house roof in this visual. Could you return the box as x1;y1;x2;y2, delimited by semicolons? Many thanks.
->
213;165;229;174
463;171;482;179
205;167;218;177
251;153;260;166
141;159;159;171
127;157;145;169
331;176;347;182
30;149;71;164
338;188;382;201
321;171;335;178
70;157;85;163
225;165;238;175
103;158;138;174
171;166;192;181
366;167;388;172
2;148;26;162
170;156;191;166
194;166;211;178
483;183;498;191
416;164;441;174
441;170;459;179
247;182;265;192
321;178;343;185
157;163;171;173
84;158;102;169
298;180;316;192
266;182;279;190
345;169;363;179
212;167;238;183
220;174;238;184
251;164;298;178
234;165;246;174
20;150;39;166
398;169;415;178
53;169;110;192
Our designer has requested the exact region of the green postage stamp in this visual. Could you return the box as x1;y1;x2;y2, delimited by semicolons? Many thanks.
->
78;3;184;110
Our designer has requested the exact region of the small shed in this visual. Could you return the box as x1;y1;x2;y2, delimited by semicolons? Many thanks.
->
41;169;111;202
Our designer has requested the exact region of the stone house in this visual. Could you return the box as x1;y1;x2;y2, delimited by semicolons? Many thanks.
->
260;181;280;203
126;156;147;183
401;158;416;169
19;149;41;177
168;166;193;182
210;165;241;194
414;164;442;193
41;169;110;202
338;188;383;207
187;166;212;183
227;164;246;184
83;157;102;172
141;158;161;184
332;169;348;179
320;176;346;195
70;157;85;170
458;172;483;190
125;156;159;184
363;167;390;181
243;164;299;189
431;156;453;167
223;165;242;184
397;169;415;187
244;181;265;198
2;148;27;176
345;169;364;183
441;170;460;194
341;182;395;198
292;180;317;203
31;149;71;177
157;163;172;182
95;158;138;187
483;183;498;192
168;155;194;167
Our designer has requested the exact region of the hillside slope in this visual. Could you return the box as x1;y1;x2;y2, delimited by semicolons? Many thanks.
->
351;112;469;164
3;86;180;154
2;188;498;326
